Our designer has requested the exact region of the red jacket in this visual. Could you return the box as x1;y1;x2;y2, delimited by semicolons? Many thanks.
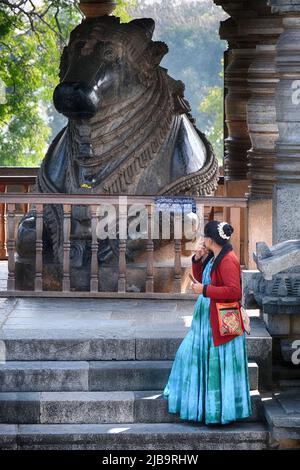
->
192;245;244;346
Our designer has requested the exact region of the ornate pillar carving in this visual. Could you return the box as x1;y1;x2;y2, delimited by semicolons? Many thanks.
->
215;0;282;268
224;48;256;180
215;1;282;198
247;45;278;197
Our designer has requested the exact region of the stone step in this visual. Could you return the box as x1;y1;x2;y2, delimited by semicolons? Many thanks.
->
273;365;300;382
1;321;271;364
277;380;300;389
0;361;259;392
261;390;300;449
0;422;270;450
0;390;263;425
0;299;272;388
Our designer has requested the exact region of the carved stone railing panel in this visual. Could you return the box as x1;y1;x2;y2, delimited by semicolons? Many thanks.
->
6;203;16;291
145;204;154;293
62;204;71;292
0;185;6;259
34;204;43;292
90;205;99;293
118;200;127;293
173;212;182;293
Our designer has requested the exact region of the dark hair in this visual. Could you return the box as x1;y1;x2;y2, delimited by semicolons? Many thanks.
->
204;220;234;246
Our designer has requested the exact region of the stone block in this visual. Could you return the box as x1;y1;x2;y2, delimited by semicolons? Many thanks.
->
242;269;261;308
4;338;136;361
0;362;89;392
17;423;270;450
40;391;134;424
291;315;300;334
0;425;18;450
263;313;290;335
89;361;171;391
0;392;40;423
135;338;183;360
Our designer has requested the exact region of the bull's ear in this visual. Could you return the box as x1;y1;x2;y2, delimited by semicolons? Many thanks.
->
147;41;168;67
130;18;155;38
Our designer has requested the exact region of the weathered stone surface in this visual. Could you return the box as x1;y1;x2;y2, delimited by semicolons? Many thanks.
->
0;389;262;425
263;313;290;335
16;423;270;450
40;391;134;424
254;240;300;279
0;392;40;424
0;362;89;392
134;390;263;424
0;425;18;450
243;319;272;389
89;361;172;392
262;390;300;446
0;295;271;450
135;337;183;360
242;269;260;308
291;315;300;334
4;338;136;361
90;360;256;392
270;0;300;13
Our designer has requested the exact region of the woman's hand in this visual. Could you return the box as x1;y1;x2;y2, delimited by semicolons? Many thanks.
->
191;280;204;294
193;242;209;261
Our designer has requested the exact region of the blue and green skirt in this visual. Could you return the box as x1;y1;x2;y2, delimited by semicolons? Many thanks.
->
163;257;252;425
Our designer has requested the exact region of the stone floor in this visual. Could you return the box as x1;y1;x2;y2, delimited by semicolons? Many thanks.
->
0;296;260;336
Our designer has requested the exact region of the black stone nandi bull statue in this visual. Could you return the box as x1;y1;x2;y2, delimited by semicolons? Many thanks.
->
15;15;219;292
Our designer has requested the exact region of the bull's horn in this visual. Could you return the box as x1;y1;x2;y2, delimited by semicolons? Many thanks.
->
130;18;155;38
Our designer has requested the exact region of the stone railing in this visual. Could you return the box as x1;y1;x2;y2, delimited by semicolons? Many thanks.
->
0;191;248;298
0;167;225;261
0;167;38;259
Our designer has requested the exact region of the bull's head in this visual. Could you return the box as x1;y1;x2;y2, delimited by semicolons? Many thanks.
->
53;16;168;120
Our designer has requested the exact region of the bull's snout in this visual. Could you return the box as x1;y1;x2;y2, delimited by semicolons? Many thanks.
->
53;82;99;119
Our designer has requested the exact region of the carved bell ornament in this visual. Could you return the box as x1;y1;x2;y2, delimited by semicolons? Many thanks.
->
79;0;117;17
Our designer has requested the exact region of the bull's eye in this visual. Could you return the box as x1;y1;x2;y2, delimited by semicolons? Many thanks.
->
104;49;116;61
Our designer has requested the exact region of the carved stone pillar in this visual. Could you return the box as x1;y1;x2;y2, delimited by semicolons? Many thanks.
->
273;16;300;244
224;48;256;181
216;1;282;197
247;44;278;197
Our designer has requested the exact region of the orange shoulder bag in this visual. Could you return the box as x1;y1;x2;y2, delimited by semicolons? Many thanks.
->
215;301;245;337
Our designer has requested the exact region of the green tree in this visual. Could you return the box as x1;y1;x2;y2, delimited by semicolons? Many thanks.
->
129;0;227;133
199;83;224;164
0;0;134;167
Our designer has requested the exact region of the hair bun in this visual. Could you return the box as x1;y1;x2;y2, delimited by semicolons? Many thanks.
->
223;223;234;236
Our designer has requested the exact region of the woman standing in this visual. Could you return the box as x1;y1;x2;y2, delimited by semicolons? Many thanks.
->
163;220;252;425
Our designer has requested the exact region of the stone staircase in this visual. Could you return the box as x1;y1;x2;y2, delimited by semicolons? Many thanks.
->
0;297;273;450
